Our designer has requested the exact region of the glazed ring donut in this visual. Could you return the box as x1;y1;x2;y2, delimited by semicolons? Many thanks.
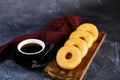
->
64;38;88;57
77;23;98;42
56;46;82;70
69;30;93;48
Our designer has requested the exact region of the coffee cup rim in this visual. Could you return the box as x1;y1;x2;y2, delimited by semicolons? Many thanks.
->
17;39;45;55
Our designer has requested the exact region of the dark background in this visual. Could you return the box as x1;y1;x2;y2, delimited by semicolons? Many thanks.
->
0;0;120;80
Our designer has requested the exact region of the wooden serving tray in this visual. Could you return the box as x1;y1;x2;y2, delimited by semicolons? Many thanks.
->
43;32;106;80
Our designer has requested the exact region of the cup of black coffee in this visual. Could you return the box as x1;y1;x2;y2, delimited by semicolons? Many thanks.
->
13;39;55;69
17;39;45;55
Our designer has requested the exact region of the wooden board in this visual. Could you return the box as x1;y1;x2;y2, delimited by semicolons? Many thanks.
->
43;32;106;80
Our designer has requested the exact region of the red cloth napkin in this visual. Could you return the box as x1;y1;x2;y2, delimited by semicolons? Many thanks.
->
0;16;81;61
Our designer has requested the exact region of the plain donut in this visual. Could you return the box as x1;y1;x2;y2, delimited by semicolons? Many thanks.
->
56;46;82;70
77;23;98;42
64;38;88;57
69;30;93;48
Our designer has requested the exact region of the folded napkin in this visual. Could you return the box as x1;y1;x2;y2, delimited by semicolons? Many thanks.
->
0;16;81;62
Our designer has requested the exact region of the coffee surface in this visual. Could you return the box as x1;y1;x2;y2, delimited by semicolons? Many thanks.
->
21;43;42;53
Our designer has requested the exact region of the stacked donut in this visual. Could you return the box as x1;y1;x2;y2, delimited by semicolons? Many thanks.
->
56;23;99;70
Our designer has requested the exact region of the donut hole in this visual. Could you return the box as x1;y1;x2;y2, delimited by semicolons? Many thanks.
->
74;45;79;48
66;52;72;59
88;31;92;34
80;37;85;40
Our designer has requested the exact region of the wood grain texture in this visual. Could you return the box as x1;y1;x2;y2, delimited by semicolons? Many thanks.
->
44;32;106;80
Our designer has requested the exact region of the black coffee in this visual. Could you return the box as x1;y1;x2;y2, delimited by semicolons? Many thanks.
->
21;43;42;53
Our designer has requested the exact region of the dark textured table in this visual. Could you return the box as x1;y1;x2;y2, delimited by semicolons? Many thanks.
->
0;0;120;80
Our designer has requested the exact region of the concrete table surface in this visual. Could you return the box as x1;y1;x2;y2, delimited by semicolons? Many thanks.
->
0;0;120;80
